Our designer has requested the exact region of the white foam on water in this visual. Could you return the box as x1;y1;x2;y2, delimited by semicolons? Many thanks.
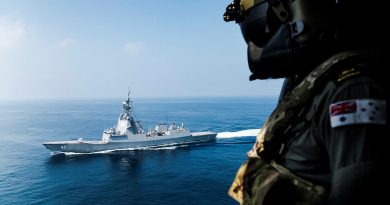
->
216;129;260;139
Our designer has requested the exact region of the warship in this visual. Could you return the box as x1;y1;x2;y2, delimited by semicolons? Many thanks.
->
43;92;217;154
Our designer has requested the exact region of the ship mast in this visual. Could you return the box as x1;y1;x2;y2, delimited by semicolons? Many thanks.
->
122;90;132;117
120;90;144;134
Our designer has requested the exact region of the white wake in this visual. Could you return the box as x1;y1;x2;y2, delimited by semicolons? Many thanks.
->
216;129;260;139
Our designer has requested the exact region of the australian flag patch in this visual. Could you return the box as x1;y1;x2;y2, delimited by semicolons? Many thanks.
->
329;99;386;128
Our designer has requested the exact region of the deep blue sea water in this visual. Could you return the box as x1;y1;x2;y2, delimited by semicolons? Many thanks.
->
0;97;277;205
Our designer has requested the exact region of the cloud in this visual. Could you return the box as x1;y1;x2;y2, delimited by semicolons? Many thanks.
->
0;16;26;48
124;41;144;55
57;38;75;49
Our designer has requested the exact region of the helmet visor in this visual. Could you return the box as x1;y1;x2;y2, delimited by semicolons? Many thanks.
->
239;2;271;47
224;0;272;47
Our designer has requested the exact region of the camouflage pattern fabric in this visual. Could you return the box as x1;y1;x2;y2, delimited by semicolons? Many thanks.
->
228;49;383;204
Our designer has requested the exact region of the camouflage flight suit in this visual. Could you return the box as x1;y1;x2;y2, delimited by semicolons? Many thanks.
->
228;49;388;205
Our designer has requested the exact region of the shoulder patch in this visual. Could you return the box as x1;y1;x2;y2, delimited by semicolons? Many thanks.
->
329;99;386;128
337;68;361;82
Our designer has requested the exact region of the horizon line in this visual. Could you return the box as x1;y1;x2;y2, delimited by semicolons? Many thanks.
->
0;95;280;102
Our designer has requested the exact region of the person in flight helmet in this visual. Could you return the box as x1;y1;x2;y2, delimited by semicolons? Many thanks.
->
224;0;388;204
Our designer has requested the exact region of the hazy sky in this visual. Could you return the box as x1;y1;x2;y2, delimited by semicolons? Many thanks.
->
0;0;283;100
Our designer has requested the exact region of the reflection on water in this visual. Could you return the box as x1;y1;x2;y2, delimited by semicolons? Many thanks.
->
45;147;192;171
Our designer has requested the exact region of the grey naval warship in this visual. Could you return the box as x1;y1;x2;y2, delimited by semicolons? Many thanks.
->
43;92;217;154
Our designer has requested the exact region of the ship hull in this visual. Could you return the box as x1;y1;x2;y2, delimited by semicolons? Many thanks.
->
43;132;216;154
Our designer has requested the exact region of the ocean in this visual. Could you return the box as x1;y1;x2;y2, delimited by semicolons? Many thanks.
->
0;97;277;205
